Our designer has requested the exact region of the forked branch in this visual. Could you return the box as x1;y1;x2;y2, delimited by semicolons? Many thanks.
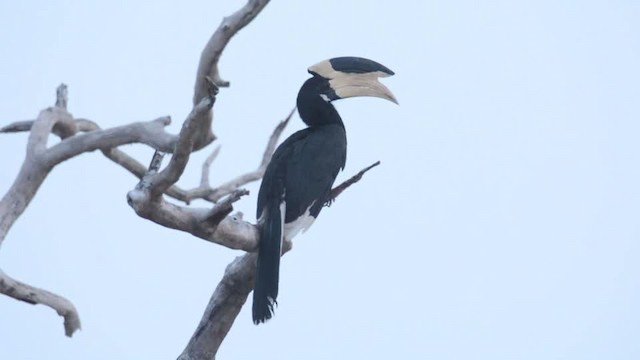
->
178;161;380;360
127;148;259;252
178;107;294;204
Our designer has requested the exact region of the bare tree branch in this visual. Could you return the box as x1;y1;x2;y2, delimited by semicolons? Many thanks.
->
260;107;295;166
205;189;250;225
0;120;37;133
127;150;259;252
2;117;197;202
177;253;257;360
0;85;82;337
0;269;81;337
1;108;292;205
326;161;381;205
178;107;294;204
125;108;292;250
152;92;216;196
0;105;71;246
44;116;175;165
189;0;271;153
2;116;177;156
1;117;97;137
178;232;294;360
200;146;221;188
193;0;271;95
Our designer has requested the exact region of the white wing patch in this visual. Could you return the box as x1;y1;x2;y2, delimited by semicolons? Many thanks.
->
256;200;287;256
279;201;286;255
283;203;316;241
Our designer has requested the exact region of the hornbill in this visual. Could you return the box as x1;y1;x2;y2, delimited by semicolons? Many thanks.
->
252;56;397;324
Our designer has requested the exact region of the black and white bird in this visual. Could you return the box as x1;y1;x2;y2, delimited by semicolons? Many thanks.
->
252;56;397;324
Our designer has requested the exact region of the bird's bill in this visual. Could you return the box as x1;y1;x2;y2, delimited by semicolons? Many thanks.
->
329;73;398;104
308;57;398;104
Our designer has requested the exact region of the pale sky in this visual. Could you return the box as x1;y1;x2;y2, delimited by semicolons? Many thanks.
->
1;1;639;359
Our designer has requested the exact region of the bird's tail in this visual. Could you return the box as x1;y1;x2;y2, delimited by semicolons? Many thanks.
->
253;201;282;324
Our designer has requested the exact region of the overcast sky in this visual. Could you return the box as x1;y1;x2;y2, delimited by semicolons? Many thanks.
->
1;1;639;359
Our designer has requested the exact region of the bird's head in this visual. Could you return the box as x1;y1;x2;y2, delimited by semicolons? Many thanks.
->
307;56;398;104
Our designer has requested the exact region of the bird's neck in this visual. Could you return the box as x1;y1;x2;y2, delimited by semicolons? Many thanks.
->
298;99;343;127
297;78;344;127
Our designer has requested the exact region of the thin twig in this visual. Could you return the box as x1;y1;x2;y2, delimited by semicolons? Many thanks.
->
261;107;295;166
200;145;221;188
55;83;68;110
180;106;295;204
326;161;381;205
206;189;250;225
0;121;36;133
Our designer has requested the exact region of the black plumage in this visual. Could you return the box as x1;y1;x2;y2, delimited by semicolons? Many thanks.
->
252;57;396;324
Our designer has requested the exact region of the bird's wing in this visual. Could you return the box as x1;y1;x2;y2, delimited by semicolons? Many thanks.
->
281;125;346;222
257;128;312;221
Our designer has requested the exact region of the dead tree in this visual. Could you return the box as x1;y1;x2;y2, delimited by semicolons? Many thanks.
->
0;1;378;359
